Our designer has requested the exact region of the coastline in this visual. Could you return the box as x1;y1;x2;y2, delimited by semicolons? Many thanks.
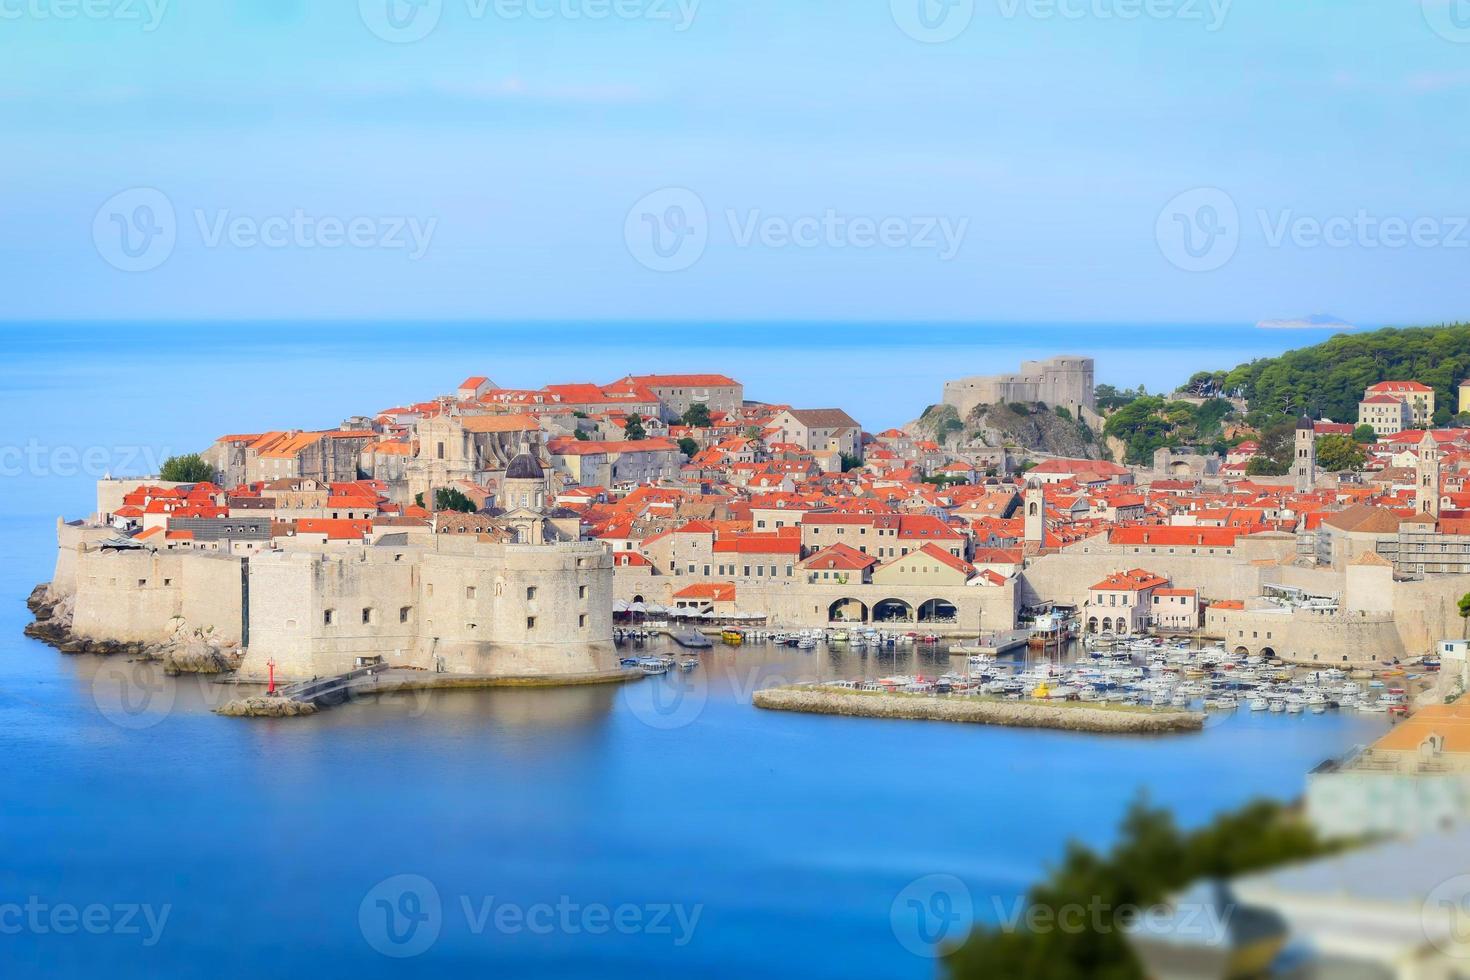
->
753;685;1205;734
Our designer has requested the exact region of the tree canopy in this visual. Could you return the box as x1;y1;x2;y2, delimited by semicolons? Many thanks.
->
1221;324;1470;427
159;454;216;483
415;488;476;513
943;797;1346;980
624;413;647;441
680;403;712;427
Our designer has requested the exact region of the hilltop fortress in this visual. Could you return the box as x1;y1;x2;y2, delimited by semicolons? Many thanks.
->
942;356;1096;421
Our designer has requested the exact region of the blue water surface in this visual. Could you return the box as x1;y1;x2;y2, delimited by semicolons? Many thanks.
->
0;324;1387;978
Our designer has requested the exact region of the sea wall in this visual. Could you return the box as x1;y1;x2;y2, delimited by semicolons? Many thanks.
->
236;539;618;680
70;547;245;645
753;687;1204;734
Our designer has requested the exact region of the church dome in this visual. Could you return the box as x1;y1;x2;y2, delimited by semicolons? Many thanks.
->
505;452;544;480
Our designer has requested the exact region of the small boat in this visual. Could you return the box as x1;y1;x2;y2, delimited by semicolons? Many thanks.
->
1249;697;1269;711
721;629;744;646
677;659;699;672
639;661;668;676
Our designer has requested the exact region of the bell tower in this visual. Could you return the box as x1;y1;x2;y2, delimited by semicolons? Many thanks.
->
1293;416;1316;493
1024;478;1045;546
1416;429;1441;518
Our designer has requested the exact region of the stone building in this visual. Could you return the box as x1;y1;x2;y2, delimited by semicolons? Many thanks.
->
610;373;744;422
407;413;544;503
768;409;863;460
942;356;1095;419
51;521;616;682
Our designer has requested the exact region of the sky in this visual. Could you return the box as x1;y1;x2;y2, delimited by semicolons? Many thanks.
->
2;0;1468;325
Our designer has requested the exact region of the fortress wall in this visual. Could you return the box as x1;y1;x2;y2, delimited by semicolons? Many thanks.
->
178;552;247;644
244;551;419;679
50;520;113;598
1209;608;1405;666
239;542;617;681
614;577;1018;632
1019;553;1270;609
72;550;183;642
418;544;617;677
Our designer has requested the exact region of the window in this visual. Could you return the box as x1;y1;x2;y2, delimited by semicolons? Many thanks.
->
362;608;375;625
323;609;335;625
527;586;537;600
579;614;587;628
526;616;536;630
138;579;147;587
436;441;445;460
400;606;412;623
466;586;477;600
163;578;172;586
578;585;588;599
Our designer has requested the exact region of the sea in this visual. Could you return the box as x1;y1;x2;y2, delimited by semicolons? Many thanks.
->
0;322;1389;978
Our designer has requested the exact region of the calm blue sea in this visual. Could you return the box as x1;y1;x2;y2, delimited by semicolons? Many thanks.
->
0;324;1388;978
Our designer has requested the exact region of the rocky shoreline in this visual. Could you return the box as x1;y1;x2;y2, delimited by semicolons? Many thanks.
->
753;686;1205;734
23;582;242;675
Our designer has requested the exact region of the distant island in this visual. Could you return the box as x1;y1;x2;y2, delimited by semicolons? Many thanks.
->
1256;313;1357;331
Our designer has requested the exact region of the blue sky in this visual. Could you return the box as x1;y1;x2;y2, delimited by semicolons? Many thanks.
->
2;0;1468;324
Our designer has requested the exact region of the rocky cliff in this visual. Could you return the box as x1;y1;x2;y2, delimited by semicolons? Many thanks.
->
910;401;1102;459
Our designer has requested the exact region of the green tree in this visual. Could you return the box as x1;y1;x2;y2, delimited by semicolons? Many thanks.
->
159;454;216;483
677;437;700;458
1352;424;1378;444
1458;592;1470;638
1316;433;1366;472
944;797;1346;980
573;428;590;441
839;453;863;472
624;413;647;441
680;403;712;427
433;487;476;513
1245;456;1289;476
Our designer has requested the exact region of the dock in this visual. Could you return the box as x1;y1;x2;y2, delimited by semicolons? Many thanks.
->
752;685;1205;734
948;629;1032;657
